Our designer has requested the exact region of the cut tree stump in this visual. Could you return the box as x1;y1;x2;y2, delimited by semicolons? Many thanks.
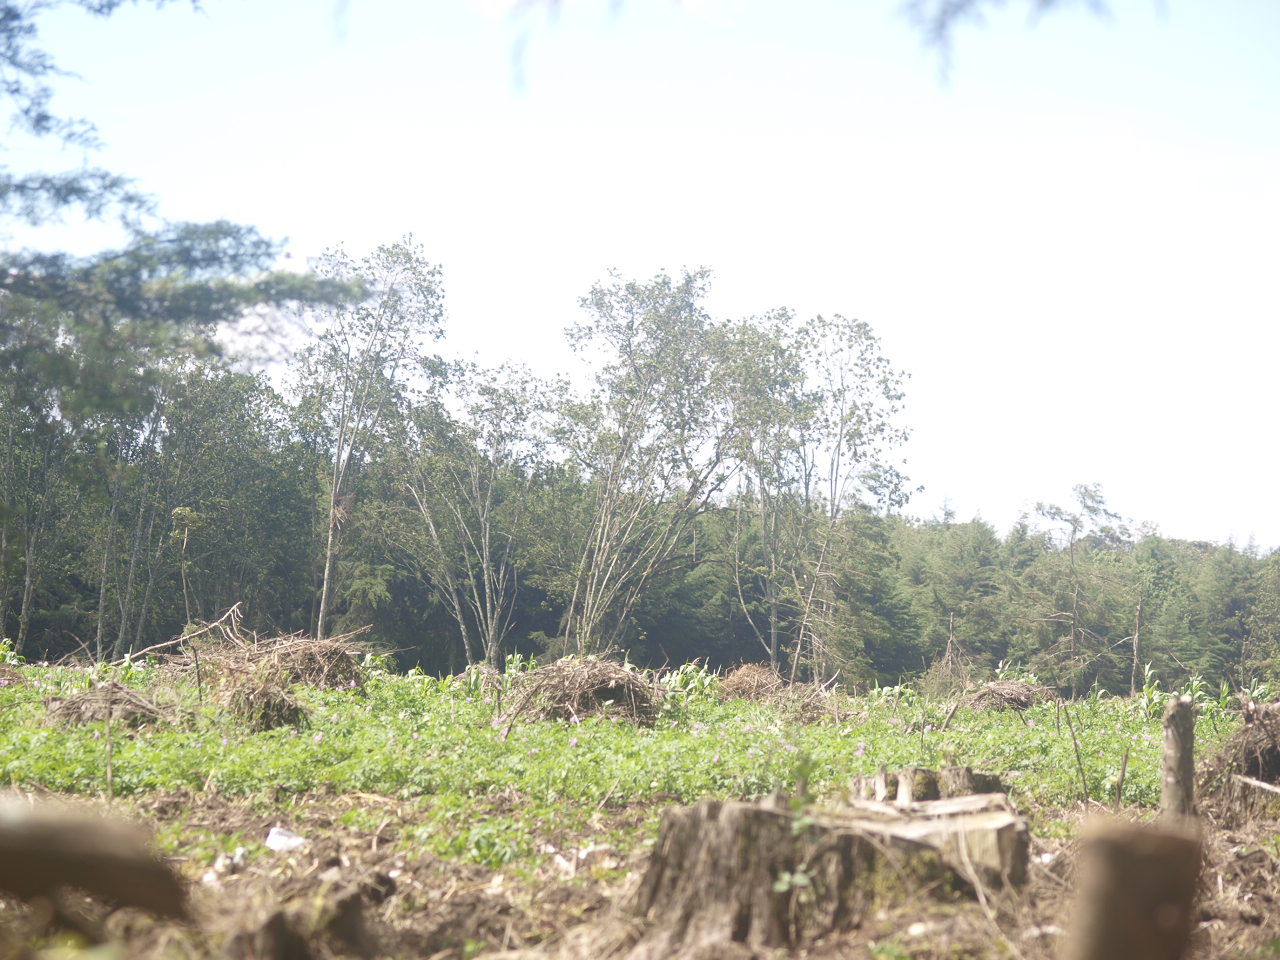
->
850;765;1005;803
1063;819;1201;960
624;793;1027;959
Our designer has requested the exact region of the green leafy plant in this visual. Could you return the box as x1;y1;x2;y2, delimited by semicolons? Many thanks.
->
0;639;25;666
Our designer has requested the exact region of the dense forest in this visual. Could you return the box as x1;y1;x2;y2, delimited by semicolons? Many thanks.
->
3;240;1277;693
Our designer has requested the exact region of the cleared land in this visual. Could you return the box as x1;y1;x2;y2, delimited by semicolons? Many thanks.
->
0;648;1276;959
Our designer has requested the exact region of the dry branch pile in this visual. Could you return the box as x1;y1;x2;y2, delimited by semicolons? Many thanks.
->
495;658;657;729
1200;700;1280;821
45;680;171;728
218;674;309;733
156;604;373;691
959;680;1056;712
718;666;844;723
719;663;786;701
147;606;374;731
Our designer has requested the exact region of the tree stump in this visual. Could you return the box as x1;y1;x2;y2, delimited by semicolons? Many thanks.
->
941;765;1005;797
624;794;1027;959
896;765;941;803
850;765;1005;803
1063;819;1201;960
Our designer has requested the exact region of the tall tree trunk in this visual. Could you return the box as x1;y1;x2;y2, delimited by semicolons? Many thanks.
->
1130;597;1143;697
0;524;10;641
16;549;36;656
94;493;121;661
316;510;338;642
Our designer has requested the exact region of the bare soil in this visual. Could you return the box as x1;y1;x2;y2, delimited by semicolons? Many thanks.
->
1;787;1275;960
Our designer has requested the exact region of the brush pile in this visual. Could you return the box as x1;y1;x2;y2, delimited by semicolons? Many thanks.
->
165;605;371;692
495;657;657;728
156;605;373;731
717;665;842;722
46;681;171;728
959;679;1056;712
718;663;786;701
1201;699;1280;822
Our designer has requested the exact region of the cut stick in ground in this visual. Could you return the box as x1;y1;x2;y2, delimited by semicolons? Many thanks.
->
1161;694;1196;821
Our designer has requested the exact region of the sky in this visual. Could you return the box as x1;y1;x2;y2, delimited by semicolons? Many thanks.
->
12;0;1280;548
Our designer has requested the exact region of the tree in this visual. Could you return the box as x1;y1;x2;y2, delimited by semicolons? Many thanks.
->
903;0;1104;52
400;363;545;667
292;240;445;640
729;313;910;680
548;270;751;654
1;2;353;427
1008;484;1134;693
508;0;1106;60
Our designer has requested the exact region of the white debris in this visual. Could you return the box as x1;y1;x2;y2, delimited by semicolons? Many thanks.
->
265;826;308;852
1023;924;1066;940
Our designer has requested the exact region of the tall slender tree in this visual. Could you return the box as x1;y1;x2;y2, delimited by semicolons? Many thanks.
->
293;240;445;640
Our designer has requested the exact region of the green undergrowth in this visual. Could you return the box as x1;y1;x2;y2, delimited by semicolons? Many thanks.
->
0;661;1243;870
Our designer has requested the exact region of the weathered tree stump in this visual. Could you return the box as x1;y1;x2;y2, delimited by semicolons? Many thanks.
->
896;765;941;803
1161;695;1196;821
941;765;1005;797
851;765;898;801
1063;819;1201;960
624;793;1027;959
850;765;1005;803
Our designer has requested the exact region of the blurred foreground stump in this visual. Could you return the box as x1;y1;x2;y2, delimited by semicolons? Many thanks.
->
0;795;187;920
1063;819;1201;960
624;792;1026;959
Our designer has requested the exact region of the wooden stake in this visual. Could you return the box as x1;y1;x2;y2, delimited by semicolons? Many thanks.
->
1115;744;1130;806
1061;701;1090;802
1161;695;1195;821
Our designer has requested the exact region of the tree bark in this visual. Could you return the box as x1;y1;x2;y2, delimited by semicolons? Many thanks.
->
625;794;1027;960
1130;596;1144;697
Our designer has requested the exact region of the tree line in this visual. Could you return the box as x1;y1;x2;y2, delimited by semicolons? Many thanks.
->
3;240;1277;694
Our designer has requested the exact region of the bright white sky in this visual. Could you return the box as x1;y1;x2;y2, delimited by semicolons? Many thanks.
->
13;0;1280;548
